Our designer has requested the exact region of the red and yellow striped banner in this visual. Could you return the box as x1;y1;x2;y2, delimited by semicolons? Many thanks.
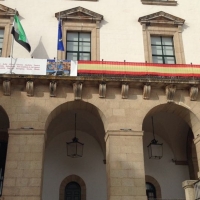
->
78;61;200;77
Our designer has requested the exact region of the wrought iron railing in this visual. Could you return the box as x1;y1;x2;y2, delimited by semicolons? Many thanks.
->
77;61;200;80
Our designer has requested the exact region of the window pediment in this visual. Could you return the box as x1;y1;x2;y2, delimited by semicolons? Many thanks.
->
0;4;17;17
138;11;185;27
55;6;103;23
141;0;177;6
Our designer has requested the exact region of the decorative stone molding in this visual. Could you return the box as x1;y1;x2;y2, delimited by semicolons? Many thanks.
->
26;81;34;96
55;6;103;22
0;4;17;17
73;82;82;100
49;81;57;97
143;84;151;99
141;0;177;6
3;80;11;96
138;11;184;26
59;175;86;200
121;83;129;99
99;83;106;98
190;86;198;101
166;85;176;102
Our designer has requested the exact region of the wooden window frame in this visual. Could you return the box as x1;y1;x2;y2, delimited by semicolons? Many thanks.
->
66;31;91;61
151;36;176;64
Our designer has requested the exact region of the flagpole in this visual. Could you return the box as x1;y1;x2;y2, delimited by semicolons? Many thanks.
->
57;13;60;61
55;12;61;75
56;12;61;63
10;9;17;73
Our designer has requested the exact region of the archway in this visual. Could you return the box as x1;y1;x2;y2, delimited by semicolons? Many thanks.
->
142;103;199;199
42;101;107;200
0;106;9;197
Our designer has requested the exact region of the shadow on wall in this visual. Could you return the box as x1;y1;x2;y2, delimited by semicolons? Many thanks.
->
31;37;49;59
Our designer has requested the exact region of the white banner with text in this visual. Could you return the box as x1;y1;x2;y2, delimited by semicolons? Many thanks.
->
0;58;78;76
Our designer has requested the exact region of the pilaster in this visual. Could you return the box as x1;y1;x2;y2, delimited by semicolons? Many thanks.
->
194;135;200;178
2;129;45;200
105;130;147;200
182;180;196;200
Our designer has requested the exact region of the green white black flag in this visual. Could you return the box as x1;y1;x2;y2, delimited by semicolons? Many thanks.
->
11;15;31;52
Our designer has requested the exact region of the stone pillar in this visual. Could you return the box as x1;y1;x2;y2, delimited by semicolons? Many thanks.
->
194;136;200;178
2;129;45;200
182;180;196;200
105;130;147;200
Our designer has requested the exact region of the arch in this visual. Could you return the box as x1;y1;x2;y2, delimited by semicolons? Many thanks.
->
59;175;86;200
142;103;200;138
45;101;107;157
145;175;162;199
45;101;106;132
0;106;9;197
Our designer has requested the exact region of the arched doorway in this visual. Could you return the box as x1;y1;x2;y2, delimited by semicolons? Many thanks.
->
0;106;9;197
42;101;107;200
142;103;199;199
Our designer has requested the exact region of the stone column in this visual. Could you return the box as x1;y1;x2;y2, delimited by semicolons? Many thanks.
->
182;180;196;200
194;136;200;178
2;129;45;200
105;130;147;200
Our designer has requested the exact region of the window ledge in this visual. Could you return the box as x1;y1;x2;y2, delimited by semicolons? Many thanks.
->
73;0;98;1
141;0;177;6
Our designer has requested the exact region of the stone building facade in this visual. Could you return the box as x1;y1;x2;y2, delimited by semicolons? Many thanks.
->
0;0;200;200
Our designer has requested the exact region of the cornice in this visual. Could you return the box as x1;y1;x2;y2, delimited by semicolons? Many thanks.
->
0;4;18;17
55;6;103;22
138;11;185;26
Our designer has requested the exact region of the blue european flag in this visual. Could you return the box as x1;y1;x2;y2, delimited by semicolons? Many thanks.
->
57;20;64;51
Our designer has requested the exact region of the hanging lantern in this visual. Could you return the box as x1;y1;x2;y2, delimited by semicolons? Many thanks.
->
66;113;84;158
147;116;163;159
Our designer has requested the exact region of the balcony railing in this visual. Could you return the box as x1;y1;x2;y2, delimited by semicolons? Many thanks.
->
78;61;200;80
78;61;200;78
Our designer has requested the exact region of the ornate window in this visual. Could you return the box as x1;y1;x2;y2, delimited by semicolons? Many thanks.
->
138;11;185;64
0;4;16;57
55;7;103;61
